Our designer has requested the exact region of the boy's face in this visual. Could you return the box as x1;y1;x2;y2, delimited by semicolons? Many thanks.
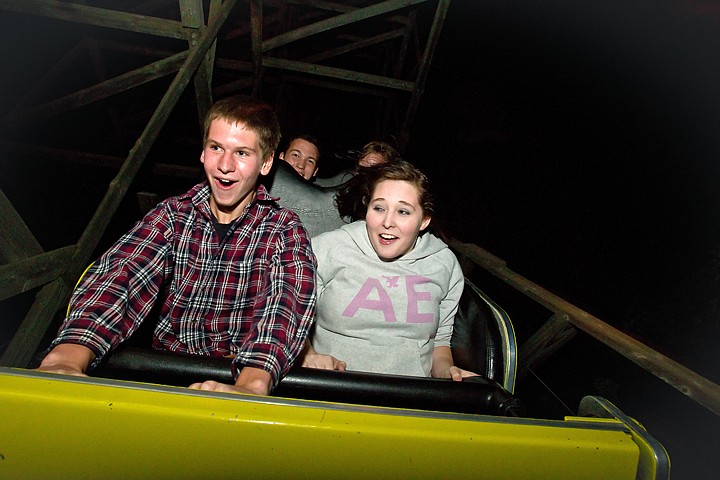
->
200;118;273;223
279;138;319;180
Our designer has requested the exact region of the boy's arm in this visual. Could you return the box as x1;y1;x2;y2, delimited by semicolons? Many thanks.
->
230;220;318;391
37;344;96;376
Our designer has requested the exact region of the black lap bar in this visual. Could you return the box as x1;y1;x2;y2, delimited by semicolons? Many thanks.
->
101;348;524;417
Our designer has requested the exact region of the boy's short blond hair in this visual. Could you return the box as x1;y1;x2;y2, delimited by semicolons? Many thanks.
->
203;95;281;160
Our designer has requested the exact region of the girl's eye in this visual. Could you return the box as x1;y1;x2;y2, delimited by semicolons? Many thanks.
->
399;209;410;216
372;205;384;212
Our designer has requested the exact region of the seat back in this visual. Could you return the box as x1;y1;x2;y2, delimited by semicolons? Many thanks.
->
263;160;346;238
451;278;517;393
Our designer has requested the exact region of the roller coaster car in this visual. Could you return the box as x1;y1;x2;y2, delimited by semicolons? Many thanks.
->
0;276;668;479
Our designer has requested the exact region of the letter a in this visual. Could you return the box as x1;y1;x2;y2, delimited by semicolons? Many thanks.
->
342;278;397;322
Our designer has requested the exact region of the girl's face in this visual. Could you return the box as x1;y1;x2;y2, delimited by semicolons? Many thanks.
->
365;179;431;261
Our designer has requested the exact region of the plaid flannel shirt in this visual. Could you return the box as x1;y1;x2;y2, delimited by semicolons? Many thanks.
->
53;183;317;389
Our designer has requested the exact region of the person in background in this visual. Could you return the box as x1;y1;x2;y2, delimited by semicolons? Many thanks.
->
301;160;477;381
37;95;317;396
332;140;402;220
315;140;401;188
356;140;401;168
279;134;321;181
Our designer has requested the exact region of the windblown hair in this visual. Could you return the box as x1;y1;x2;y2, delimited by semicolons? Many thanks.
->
357;140;401;168
203;95;281;160
336;160;442;240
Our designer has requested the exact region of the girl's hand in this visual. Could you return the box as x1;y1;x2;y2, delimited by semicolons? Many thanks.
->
446;366;479;382
302;353;347;371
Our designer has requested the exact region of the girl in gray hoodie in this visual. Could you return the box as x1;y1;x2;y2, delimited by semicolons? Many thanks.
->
302;160;478;381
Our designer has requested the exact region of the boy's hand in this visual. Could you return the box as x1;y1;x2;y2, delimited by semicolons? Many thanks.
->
189;366;272;396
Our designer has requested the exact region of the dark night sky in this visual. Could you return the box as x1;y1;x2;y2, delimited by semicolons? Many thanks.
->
407;2;720;477
1;1;719;478
411;0;720;360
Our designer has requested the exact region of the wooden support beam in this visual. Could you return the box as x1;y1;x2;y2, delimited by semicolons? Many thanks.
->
250;0;265;97
398;0;450;149
180;0;216;129
214;78;256;98
449;239;720;416
272;0;355;14
382;11;415;133
393;11;414;78
0;246;76;302
517;313;578;381
277;74;396;98
301;27;406;64
225;11;281;41
262;0;430;52
85;37;125;146
0;189;44;264
0;0;187;40
215;58;255;73
262;57;414;91
5;51;189;129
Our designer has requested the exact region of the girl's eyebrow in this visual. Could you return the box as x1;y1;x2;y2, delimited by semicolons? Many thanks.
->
371;197;417;209
396;199;417;208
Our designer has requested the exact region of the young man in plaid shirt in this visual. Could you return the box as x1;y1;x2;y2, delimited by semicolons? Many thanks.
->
38;96;317;396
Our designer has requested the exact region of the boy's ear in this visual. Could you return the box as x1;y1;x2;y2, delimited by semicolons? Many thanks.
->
261;153;274;175
200;151;205;164
420;216;431;232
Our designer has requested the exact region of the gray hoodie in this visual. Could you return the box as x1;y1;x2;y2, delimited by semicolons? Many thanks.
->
310;220;464;376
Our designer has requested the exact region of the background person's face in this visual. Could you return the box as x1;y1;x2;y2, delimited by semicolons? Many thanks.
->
280;138;319;180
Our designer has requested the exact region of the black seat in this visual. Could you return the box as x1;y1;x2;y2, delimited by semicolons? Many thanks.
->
451;278;517;393
94;275;521;416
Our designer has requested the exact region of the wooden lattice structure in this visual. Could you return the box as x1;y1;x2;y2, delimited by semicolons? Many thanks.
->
0;0;451;367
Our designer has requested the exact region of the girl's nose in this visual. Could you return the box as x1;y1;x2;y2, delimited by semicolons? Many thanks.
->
382;213;394;229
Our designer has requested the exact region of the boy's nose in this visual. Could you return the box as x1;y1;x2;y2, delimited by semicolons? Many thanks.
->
218;153;234;173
